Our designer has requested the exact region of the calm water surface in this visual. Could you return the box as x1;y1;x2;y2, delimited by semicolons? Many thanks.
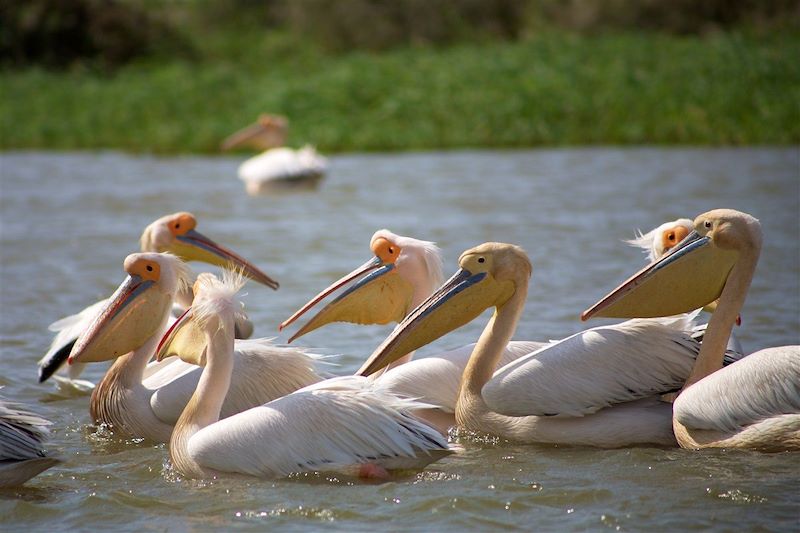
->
1;148;799;531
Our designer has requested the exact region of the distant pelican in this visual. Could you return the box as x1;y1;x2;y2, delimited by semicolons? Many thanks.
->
583;209;800;451
67;253;320;444
38;212;274;388
222;114;327;195
0;394;60;487
160;272;451;479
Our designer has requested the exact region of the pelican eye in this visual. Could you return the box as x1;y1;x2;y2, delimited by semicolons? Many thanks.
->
175;223;181;229
388;247;394;254
478;257;485;264
704;220;712;229
147;265;153;272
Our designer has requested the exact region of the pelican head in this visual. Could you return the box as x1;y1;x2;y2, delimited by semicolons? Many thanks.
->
140;212;279;290
357;242;530;377
156;273;246;366
220;114;289;151
627;218;693;262
68;253;191;364
278;229;443;342
582;209;761;321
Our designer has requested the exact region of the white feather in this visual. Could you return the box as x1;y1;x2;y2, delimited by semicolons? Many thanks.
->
674;346;800;433
626;218;693;262
238;145;327;193
374;340;547;412
0;394;60;487
149;339;326;424
484;315;700;417
187;375;450;478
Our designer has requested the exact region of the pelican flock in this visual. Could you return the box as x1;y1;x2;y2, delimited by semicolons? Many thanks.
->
13;203;796;488
583;209;800;451
66;253;324;444
221;114;327;194
39;211;272;389
279;225;743;439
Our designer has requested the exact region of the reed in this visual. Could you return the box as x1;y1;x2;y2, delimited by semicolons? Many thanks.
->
1;30;797;153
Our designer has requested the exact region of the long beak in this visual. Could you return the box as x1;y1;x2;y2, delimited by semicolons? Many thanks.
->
156;306;207;366
357;268;504;377
220;122;266;151
279;257;413;342
68;275;170;364
581;231;739;321
170;229;279;290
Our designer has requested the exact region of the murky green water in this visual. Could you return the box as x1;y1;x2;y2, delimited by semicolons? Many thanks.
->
1;148;798;531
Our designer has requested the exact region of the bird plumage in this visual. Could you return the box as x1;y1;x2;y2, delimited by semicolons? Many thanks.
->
167;273;450;479
0;395;60;487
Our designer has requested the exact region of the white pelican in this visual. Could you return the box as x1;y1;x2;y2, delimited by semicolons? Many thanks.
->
159;272;451;479
278;230;547;433
354;242;717;447
221;114;327;195
67;252;322;443
0;394;60;487
38;212;275;388
280;229;741;439
583;209;800;451
627;217;743;353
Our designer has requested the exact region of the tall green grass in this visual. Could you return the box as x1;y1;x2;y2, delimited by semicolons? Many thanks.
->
2;31;798;152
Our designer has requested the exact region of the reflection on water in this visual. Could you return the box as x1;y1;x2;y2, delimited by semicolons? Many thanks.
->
1;148;798;531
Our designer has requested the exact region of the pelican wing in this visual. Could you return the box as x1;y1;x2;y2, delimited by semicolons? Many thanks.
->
239;146;327;184
0;400;51;461
375;340;548;412
0;397;62;487
674;346;800;433
149;339;325;424
483;315;700;417
186;376;451;478
39;298;109;382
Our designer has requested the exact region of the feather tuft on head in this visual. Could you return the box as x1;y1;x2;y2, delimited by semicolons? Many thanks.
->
191;271;248;334
371;229;444;296
626;218;693;262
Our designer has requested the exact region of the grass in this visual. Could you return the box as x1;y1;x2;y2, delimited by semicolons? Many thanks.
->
1;30;798;153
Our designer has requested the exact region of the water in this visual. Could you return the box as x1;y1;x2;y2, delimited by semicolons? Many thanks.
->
1;148;798;531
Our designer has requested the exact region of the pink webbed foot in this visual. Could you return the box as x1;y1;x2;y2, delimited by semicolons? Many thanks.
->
357;463;390;480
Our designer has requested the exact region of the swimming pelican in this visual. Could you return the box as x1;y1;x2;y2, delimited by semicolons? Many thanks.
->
627;217;743;352
0;394;60;487
355;242;717;447
280;228;742;439
222;114;327;195
39;212;275;387
67;252;322;443
278;230;548;433
582;209;800;451
159;272;451;479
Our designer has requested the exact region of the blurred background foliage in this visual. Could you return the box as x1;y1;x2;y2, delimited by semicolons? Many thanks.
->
1;1;798;151
3;0;797;68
